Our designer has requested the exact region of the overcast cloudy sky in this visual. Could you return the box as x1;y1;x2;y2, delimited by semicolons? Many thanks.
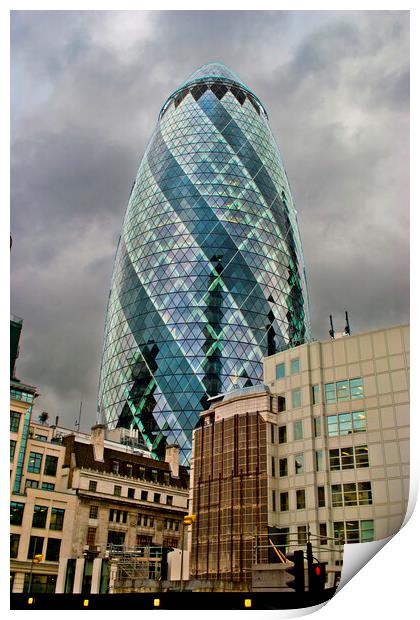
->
10;10;409;431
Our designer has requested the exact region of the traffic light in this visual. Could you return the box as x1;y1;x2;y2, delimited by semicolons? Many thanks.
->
308;561;327;591
285;550;305;592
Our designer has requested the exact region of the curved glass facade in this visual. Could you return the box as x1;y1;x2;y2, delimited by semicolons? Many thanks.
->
98;63;311;464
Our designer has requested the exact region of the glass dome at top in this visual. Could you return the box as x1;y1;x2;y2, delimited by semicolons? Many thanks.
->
98;62;311;465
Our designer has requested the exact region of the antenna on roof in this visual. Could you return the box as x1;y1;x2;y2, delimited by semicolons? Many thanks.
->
344;311;351;336
329;315;335;340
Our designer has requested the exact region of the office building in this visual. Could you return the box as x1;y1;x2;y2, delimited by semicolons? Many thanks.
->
98;62;311;464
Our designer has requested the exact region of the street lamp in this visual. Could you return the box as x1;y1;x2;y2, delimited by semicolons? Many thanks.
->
180;515;196;591
28;554;43;592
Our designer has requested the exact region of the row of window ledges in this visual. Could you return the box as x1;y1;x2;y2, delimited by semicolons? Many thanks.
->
101;506;180;531
11;502;64;529
159;78;268;120
87;479;176;505
10;533;62;563
270;411;367;447
272;480;373;515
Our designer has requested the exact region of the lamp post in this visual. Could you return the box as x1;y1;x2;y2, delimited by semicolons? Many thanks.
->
28;554;43;592
180;515;196;591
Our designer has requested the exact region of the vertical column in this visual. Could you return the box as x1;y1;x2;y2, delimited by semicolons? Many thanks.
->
90;558;102;594
55;559;67;593
73;558;85;593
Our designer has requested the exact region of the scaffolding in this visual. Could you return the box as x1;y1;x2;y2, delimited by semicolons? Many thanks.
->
107;545;164;583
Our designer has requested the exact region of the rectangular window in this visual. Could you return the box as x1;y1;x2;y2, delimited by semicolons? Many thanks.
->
325;378;363;403
316;449;323;472
343;483;358;506
88;480;97;492
128;488;135;499
279;425;287;444
280;492;289;512
292;389;301;408
164;472;170;485
151;470;158;483
336;380;349;402
312;385;320;405
350;378;364;399
28;536;44;559
277;528;289;555
27;452;42;473
166;495;173;506
279;458;288;477
23;574;56;594
329;446;369;470
272;490;276;512
355;445;369;468
26;479;39;489
358;481;373;505
11;502;25;525
137;513;143;526
313;417;321;437
44;455;58;476
297;525;307;545
296;489;306;509
293;420;303;440
332;484;343;507
10;439;17;461
50;508;65;531
327;411;367;436
319;523;328;545
276;362;285;379
270;424;275;443
10;534;20;559
32;505;48;528
294;453;304;474
271;456;276;477
138;466;145;479
332;482;372;507
153;493;161;503
41;482;55;491
334;520;374;544
35;434;48;442
126;463;133;477
291;358;300;374
112;460;120;474
141;490;148;501
361;519;374;542
45;538;61;562
10;411;20;432
317;486;325;508
89;505;98;519
87;527;96;546
325;382;336;403
107;530;126;547
278;395;286;412
114;485;122;496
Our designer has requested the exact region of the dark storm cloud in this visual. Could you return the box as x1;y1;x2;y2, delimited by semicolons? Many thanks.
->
10;10;409;430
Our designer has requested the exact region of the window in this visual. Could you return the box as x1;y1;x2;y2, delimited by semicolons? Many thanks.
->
27;452;42;473
296;489;306;509
153;493;161;503
316;449;323;471
28;536;44;559
45;538;61;562
136;534;152;546
270;424;275;443
319;523;328;545
280;492;289;512
271;456;276;477
88;480;97;492
138;466;145;479
141;490;148;501
313;417;321;437
10;440;17;461
325;378;363;403
26;479;39;489
112;460;120;474
276;363;285;379
89;505;98;519
32;505;48;528
292;389;301;408
331;482;372;507
279;425;287;444
50;508;65;531
35;434;48;442
11;502;25;525
293;420;303;440
312;385;320;405
23;574;56;593
10;534;20;559
317;486;325;508
126;464;133;477
44;455;58;476
279;458;288;477
334;520;374;544
87;527;96;546
114;485;122;496
327;411;367;436
329;446;369;470
291;358;300;374
109;509;128;523
164;472;170;485
42;482;55;491
297;526;307;545
151;470;158;483
272;490;276;512
10;411;20;432
166;495;173;506
278;395;286;412
294;453;304;474
277;528;289;554
144;515;154;528
128;488;135;499
163;536;179;548
107;531;126;547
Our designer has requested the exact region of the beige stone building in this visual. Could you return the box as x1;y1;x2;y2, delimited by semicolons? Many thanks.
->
190;324;410;589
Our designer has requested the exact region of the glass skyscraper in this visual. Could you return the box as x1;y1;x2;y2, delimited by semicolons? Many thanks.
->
98;63;311;464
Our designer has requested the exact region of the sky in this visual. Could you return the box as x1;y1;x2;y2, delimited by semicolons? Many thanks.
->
10;10;410;432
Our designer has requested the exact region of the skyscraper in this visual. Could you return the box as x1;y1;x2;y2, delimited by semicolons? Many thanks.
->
98;63;311;464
